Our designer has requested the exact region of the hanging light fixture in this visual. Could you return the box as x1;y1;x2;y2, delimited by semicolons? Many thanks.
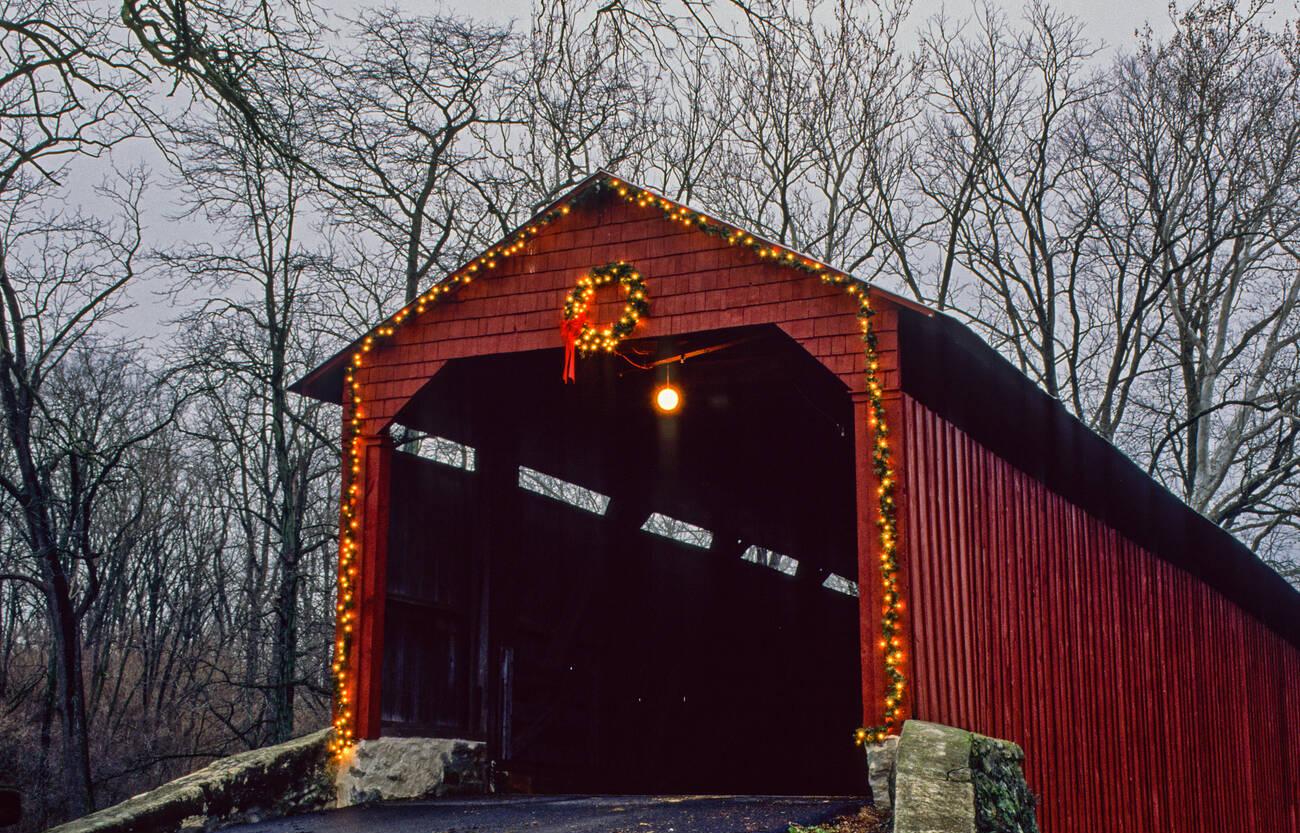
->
655;384;681;414
654;363;682;414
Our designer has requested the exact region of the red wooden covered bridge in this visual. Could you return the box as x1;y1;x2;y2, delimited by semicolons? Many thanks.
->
293;172;1300;832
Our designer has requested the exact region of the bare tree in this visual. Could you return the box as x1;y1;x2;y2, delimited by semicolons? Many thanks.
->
1;0;148;191
901;0;1300;568
914;1;1103;401
644;36;735;204
162;90;339;742
120;0;321;158
0;165;177;817
477;0;662;222
1104;0;1300;541
0;7;152;806
313;10;517;305
665;0;920;285
0;12;155;805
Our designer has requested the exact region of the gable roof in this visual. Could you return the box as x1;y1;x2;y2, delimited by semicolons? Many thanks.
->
291;170;926;403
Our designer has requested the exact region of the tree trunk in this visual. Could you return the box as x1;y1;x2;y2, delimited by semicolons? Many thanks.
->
1;355;95;818
44;574;93;817
269;550;299;743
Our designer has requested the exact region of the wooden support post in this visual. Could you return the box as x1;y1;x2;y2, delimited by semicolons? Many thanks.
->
473;413;518;749
354;431;393;740
854;386;912;731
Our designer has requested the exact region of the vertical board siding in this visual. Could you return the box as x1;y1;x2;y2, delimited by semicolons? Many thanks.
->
902;394;1300;833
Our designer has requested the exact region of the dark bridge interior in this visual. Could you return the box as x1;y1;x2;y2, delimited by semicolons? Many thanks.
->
381;324;865;795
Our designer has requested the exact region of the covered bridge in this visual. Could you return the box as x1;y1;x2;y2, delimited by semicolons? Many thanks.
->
293;172;1300;832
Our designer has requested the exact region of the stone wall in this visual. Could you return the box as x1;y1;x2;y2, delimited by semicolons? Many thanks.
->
863;736;899;811
43;734;487;833
334;737;486;805
45;729;335;833
881;720;1038;833
46;723;1030;833
969;735;1037;833
893;721;976;833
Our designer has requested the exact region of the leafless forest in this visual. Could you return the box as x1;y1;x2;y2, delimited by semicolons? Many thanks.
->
0;0;1297;826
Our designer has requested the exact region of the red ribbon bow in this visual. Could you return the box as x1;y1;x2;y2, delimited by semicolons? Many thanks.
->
560;309;589;383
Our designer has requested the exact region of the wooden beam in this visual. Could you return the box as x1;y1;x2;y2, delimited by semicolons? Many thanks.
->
355;432;394;740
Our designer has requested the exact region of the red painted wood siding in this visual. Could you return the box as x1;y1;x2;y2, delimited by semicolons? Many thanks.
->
900;394;1300;833
353;433;393;740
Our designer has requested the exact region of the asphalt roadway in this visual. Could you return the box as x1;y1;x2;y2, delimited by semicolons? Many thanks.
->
221;795;869;833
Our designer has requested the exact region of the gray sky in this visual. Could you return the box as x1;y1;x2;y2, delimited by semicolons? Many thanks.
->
424;0;1177;51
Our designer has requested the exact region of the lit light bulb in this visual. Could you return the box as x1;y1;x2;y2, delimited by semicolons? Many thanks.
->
654;384;682;414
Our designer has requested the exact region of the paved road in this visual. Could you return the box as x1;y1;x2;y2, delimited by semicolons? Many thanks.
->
222;795;868;833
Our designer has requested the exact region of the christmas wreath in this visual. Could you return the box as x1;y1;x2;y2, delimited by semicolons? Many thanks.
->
560;261;649;382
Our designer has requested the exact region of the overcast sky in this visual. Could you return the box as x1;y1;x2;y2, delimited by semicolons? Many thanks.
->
421;0;1177;51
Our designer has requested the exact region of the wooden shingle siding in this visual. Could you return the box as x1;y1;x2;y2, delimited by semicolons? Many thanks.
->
353;192;873;435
